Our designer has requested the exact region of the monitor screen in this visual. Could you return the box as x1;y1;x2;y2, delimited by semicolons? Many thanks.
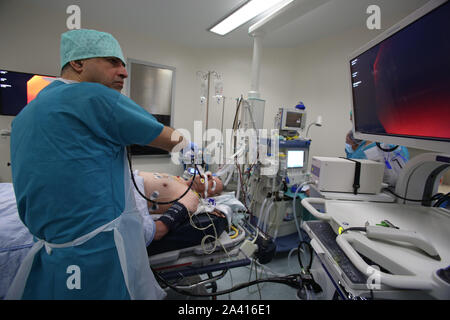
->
350;1;450;145
287;150;304;168
0;70;55;116
285;111;304;128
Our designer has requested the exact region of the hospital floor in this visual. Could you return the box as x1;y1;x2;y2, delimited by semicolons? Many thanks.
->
163;250;302;301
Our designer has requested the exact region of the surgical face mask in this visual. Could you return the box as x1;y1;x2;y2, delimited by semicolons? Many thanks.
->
345;143;355;154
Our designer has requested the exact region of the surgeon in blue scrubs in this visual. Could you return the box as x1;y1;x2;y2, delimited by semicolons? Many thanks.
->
7;29;193;299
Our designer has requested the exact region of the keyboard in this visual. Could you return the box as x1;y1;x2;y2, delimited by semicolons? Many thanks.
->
305;221;367;285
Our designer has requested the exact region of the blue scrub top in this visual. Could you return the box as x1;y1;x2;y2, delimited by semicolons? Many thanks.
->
345;141;376;159
10;80;164;299
345;141;409;162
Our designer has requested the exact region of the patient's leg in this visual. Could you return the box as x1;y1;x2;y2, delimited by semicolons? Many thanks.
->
138;172;199;214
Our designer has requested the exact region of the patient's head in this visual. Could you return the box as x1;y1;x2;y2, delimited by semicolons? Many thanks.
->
190;172;223;197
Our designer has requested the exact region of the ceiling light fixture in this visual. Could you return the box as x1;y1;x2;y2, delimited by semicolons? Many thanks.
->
208;0;294;36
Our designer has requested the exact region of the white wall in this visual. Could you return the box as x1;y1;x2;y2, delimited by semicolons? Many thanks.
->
293;27;380;165
0;0;432;182
0;1;297;181
123;43;298;176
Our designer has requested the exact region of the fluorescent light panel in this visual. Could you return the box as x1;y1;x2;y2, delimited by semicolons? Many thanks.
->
209;0;292;36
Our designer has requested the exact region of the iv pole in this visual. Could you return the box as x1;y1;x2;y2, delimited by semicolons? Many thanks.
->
196;70;223;165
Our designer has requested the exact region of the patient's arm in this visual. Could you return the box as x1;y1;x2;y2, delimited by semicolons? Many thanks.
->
153;221;169;240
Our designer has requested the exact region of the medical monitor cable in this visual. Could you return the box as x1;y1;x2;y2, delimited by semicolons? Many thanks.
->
152;267;306;298
384;187;447;204
376;143;399;153
126;146;198;205
187;210;220;255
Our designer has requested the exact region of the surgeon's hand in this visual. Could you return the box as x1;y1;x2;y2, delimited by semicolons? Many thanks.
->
179;141;201;165
181;141;199;155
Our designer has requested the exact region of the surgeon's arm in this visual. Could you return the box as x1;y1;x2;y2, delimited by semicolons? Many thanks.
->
148;126;188;152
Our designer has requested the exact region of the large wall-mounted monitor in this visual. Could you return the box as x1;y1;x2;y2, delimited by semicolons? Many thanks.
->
0;70;56;116
349;0;450;153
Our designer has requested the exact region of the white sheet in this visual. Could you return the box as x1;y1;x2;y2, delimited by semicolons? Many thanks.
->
131;170;158;246
0;183;33;299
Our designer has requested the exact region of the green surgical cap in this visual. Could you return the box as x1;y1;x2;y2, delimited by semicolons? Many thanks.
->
60;29;125;70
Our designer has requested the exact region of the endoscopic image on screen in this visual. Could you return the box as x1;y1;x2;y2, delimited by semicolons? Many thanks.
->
351;1;450;141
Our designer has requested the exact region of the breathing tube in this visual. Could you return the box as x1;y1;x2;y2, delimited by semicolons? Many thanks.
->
126;146;198;205
213;146;246;187
196;165;209;198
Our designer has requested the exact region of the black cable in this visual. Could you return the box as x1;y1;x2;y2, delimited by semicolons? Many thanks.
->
432;193;444;201
126;146;198;205
231;96;243;131
231;96;243;157
340;227;367;235
376;142;399;153
434;192;450;207
152;267;302;298
384;187;445;203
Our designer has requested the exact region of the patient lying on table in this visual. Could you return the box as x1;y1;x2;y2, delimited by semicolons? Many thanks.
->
133;170;232;255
